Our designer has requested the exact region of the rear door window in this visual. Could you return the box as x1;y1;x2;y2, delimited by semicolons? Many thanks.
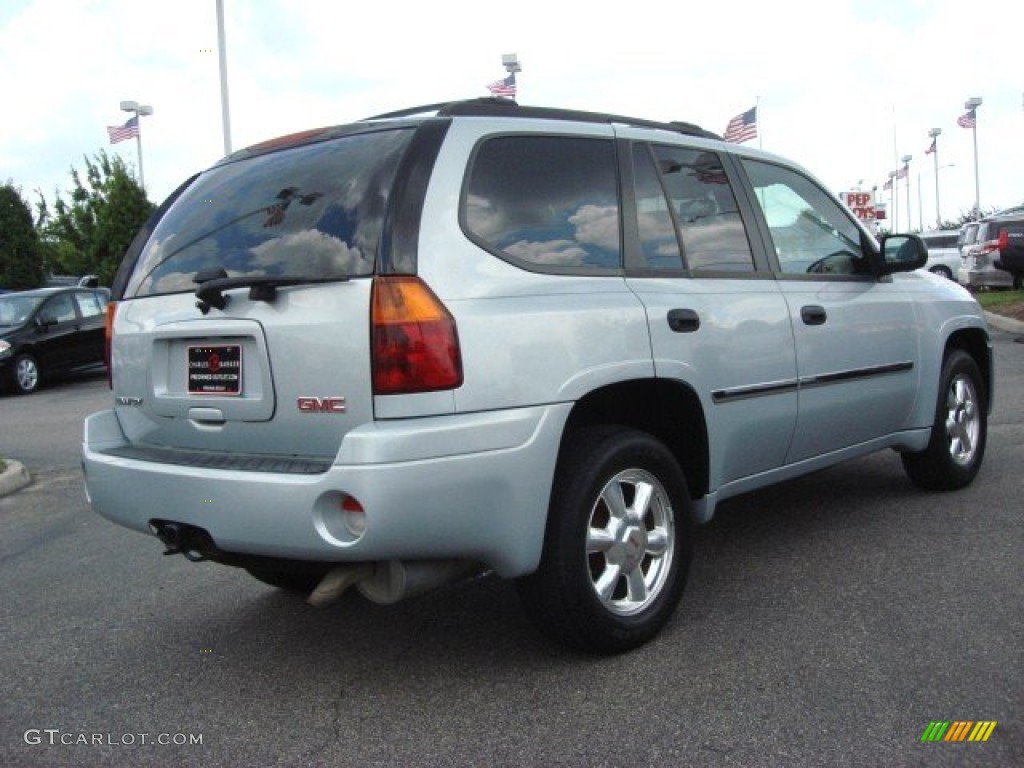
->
633;144;755;273
462;135;621;272
125;128;414;298
75;291;105;318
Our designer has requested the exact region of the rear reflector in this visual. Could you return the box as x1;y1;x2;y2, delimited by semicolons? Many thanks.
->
371;277;463;395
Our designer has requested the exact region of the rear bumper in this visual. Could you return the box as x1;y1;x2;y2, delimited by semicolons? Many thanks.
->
82;404;571;577
958;265;1013;288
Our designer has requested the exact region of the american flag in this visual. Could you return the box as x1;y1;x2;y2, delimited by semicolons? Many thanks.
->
722;106;757;144
957;108;976;129
925;138;936;155
107;116;139;144
896;165;908;180
486;73;516;98
883;177;893;191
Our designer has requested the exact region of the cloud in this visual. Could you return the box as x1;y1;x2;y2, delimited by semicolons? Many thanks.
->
505;239;588;266
569;205;618;252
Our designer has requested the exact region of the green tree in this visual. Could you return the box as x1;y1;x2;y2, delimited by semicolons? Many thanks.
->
0;183;45;289
42;151;155;285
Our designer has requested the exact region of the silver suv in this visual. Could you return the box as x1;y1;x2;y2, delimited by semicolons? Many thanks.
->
83;99;993;653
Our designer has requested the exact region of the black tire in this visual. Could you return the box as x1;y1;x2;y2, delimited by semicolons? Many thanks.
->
516;427;693;654
11;353;41;394
902;349;987;491
929;265;953;280
244;565;329;593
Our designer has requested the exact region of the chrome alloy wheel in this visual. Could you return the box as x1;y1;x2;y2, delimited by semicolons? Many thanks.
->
586;468;675;616
15;356;39;393
945;372;980;467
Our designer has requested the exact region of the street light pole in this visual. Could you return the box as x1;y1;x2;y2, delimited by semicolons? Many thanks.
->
901;154;913;231
119;100;153;190
928;127;942;227
965;97;982;215
917;170;923;231
892;171;901;234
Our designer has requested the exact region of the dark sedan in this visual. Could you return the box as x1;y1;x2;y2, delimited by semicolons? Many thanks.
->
0;287;109;394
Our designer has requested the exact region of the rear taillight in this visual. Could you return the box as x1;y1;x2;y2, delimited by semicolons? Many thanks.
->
371;277;463;395
998;230;1009;250
976;240;999;256
104;301;117;389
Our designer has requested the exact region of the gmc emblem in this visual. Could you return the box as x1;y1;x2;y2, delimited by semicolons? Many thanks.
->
297;396;347;414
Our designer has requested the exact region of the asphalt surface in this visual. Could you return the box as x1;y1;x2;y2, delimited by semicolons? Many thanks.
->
0;335;1021;768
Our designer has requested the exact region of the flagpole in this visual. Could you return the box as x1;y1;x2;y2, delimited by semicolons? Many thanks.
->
217;0;233;155
928;128;941;227
136;126;145;191
964;97;982;215
118;100;153;191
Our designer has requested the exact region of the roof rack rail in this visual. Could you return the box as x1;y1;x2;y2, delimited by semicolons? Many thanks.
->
362;98;720;140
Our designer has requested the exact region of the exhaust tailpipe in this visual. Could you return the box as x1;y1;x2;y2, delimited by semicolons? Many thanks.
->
358;560;483;605
306;560;483;608
306;564;375;608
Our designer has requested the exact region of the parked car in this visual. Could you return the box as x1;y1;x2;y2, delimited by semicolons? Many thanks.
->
986;216;1024;290
918;229;961;279
957;220;980;276
82;99;992;653
960;214;1024;289
0;287;109;394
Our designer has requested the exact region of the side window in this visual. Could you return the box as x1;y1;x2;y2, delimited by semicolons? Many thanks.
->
643;145;755;273
41;293;77;324
463;135;621;270
632;144;683;269
743;159;871;276
75;292;105;318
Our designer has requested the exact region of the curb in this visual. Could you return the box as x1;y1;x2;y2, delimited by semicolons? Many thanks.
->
0;459;31;498
984;311;1024;335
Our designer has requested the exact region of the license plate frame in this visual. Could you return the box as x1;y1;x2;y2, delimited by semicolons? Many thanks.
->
188;344;242;396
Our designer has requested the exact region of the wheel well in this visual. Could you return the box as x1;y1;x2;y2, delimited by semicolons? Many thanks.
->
945;328;992;409
562;379;709;500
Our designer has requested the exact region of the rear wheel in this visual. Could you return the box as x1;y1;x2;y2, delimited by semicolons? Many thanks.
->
929;265;953;280
902;349;987;490
517;427;693;654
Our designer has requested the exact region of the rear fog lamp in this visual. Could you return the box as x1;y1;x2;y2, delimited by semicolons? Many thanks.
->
342;495;367;537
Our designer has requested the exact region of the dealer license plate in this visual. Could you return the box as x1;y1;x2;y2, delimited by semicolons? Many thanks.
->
188;345;242;395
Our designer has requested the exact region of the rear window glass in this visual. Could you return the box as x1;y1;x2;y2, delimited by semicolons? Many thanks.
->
980;220;1024;241
125;128;413;297
462;135;621;271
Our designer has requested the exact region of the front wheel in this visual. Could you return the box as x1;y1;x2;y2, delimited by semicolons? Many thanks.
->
516;427;693;654
901;349;987;490
12;354;41;394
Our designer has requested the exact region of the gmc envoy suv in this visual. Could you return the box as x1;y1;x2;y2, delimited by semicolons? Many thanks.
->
83;99;992;653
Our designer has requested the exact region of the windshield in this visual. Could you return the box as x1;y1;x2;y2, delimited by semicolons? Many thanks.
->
0;295;43;327
125;127;414;298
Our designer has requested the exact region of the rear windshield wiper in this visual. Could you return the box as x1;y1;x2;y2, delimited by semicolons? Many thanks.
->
193;269;349;314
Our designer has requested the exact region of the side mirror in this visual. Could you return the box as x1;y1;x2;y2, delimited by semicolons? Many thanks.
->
878;234;927;275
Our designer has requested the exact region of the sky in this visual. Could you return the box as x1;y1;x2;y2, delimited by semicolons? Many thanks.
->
2;0;1022;233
